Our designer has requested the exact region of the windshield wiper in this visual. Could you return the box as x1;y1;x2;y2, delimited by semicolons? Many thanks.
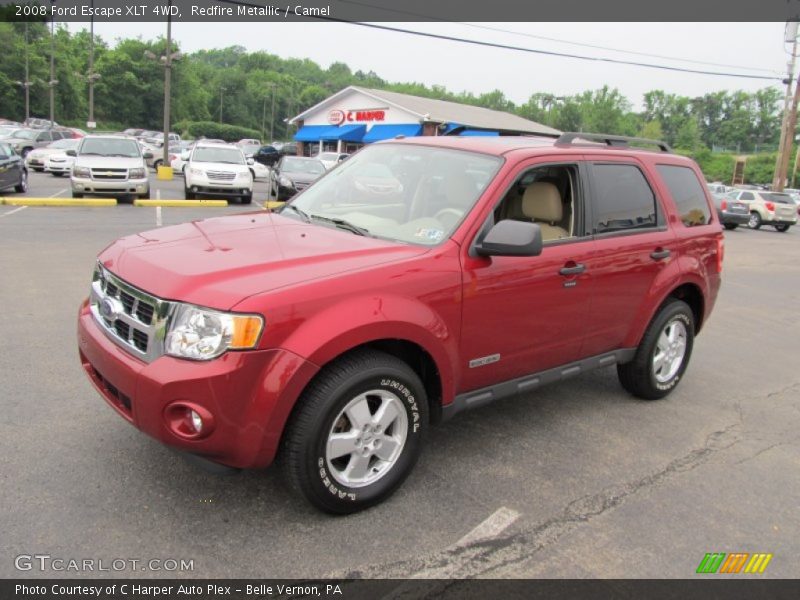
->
310;214;370;237
281;204;311;223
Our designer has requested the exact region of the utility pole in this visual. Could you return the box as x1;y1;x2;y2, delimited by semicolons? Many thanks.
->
773;22;799;191
49;1;57;127
270;84;276;142
17;22;31;121
87;0;99;129
161;0;173;167
219;86;226;123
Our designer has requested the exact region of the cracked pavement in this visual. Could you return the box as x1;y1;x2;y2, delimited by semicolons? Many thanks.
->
1;178;799;579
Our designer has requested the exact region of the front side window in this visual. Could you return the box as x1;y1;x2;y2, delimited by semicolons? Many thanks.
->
591;164;658;234
657;164;712;227
288;143;502;245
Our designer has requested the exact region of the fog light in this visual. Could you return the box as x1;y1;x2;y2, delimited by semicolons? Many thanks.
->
165;402;214;439
190;410;203;433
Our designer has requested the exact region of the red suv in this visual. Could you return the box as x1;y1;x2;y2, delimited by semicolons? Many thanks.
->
77;133;723;513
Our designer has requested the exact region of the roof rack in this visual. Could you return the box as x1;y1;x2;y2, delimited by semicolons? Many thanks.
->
555;132;672;153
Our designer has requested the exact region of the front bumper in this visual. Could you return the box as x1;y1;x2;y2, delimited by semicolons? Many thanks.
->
77;300;318;469
72;176;149;196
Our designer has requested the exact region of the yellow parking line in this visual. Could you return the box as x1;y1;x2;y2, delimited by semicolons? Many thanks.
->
264;201;285;210
0;197;117;206
133;199;228;207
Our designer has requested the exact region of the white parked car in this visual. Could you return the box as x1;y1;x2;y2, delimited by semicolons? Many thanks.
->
316;151;349;170
44;151;75;176
183;142;254;203
25;138;80;172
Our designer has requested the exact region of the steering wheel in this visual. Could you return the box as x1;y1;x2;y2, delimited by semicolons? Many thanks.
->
433;208;465;229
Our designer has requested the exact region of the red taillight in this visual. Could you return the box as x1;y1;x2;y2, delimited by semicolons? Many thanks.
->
169;154;176;162
720;200;727;210
765;202;775;212
716;238;724;273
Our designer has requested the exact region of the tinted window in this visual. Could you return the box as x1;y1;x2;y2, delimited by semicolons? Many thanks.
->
740;191;754;201
762;193;793;204
591;164;657;234
656;165;712;227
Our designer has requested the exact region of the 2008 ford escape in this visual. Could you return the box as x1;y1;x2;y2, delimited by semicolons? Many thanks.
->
77;133;723;513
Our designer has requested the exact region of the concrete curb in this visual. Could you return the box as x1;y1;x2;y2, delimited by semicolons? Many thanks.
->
133;199;229;207
0;198;117;206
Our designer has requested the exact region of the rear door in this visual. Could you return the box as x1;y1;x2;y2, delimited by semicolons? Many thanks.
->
580;159;678;357
0;143;12;189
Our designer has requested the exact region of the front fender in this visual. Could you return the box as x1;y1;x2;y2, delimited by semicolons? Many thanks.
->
279;294;459;405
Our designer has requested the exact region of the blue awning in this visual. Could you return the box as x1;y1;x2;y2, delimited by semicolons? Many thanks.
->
363;124;423;143
443;122;463;134
293;124;366;142
460;130;500;137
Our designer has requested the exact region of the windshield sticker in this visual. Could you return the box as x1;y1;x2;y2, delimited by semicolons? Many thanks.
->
415;228;444;242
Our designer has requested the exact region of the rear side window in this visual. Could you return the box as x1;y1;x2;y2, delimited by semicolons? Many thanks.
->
591;164;658;234
657;165;712;227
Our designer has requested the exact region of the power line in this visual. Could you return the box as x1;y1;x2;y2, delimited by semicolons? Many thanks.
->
215;0;782;81
338;0;780;75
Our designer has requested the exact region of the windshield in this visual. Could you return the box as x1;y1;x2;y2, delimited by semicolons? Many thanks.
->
79;137;141;157
49;138;79;150
281;158;325;175
10;129;36;140
192;146;245;164
287;143;502;245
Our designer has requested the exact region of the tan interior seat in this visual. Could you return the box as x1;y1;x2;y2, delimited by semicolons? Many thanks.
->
521;182;570;241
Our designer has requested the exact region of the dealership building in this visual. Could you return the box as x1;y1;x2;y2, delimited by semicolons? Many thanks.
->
290;86;560;155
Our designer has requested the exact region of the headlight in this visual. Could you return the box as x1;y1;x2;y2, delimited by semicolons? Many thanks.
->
73;166;90;178
189;167;204;176
165;304;263;361
279;175;293;188
129;167;146;179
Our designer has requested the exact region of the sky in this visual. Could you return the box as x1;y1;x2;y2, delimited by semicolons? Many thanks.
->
67;21;790;110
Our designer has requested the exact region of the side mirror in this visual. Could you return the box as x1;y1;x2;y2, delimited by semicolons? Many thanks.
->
180;151;190;160
247;158;254;165
142;151;154;159
66;149;77;157
475;220;543;257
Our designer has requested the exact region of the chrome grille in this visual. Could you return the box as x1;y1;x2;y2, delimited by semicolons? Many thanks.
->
91;168;127;181
89;264;173;362
206;170;235;181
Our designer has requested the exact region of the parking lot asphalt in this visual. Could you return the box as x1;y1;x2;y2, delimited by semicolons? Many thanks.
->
1;171;798;579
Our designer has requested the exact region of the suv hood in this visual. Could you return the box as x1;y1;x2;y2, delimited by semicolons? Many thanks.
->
99;212;429;310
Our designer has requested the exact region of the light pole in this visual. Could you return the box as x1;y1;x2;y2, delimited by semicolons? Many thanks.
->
21;21;31;121
262;83;276;143
49;1;58;127
219;86;226;123
86;0;99;128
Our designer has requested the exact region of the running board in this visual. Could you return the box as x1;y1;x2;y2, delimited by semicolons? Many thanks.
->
442;349;636;421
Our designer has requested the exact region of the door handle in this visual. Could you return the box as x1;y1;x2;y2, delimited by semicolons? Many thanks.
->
650;248;671;261
559;263;586;276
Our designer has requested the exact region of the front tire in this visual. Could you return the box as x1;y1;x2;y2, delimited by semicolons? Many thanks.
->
723;223;738;231
282;350;428;514
774;223;791;232
748;211;762;229
617;299;694;400
184;186;195;200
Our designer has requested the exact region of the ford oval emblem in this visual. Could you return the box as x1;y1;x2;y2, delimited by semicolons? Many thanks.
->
99;297;121;321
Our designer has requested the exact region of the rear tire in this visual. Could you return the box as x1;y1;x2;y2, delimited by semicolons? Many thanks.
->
241;193;252;205
774;223;791;232
723;223;738;231
748;211;762;229
282;349;428;514
617;299;694;400
14;170;28;193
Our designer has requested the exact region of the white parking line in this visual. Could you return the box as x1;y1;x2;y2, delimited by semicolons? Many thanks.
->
49;188;68;198
455;506;520;547
0;206;28;219
156;189;162;226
